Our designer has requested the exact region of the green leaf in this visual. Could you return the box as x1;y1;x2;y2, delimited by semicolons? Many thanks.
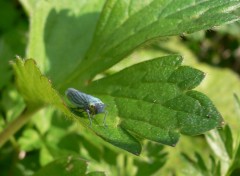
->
118;26;240;174
219;125;234;158
66;0;240;89
205;127;232;172
227;142;240;175
134;142;167;176
194;152;208;174
11;57;70;113
26;0;240;91
205;124;240;175
181;152;217;176
33;156;88;176
12;55;223;155
82;55;223;146
26;0;105;89
11;57;140;155
133;34;240;137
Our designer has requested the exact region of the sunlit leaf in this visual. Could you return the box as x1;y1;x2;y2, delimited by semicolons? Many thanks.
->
12;55;223;155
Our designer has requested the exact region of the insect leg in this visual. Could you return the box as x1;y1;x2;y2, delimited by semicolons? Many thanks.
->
86;109;92;127
103;111;108;127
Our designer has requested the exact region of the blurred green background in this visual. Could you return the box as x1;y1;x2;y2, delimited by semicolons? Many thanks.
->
1;0;240;176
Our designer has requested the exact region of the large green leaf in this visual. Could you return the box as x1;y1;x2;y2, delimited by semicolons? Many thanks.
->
66;0;240;89
12;55;223;155
82;55;223;144
130;36;240;175
25;0;105;88
25;0;240;91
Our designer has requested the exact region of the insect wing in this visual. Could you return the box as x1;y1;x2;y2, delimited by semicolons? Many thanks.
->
66;88;89;108
86;94;103;104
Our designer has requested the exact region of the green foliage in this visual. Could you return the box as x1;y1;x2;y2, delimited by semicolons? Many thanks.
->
182;123;240;176
181;152;219;176
12;55;223;155
26;0;240;90
11;58;67;110
33;156;105;176
180;95;240;176
1;0;240;175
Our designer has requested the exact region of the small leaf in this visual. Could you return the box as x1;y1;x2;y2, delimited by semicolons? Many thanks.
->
227;142;240;175
205;126;232;161
181;152;217;176
134;142;167;176
205;125;240;175
205;130;230;175
11;57;70;114
219;125;234;158
194;152;208;173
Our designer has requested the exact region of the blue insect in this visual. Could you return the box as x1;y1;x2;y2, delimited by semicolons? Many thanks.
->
65;88;107;127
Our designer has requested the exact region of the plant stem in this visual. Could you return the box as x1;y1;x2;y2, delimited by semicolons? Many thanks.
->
0;107;39;148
